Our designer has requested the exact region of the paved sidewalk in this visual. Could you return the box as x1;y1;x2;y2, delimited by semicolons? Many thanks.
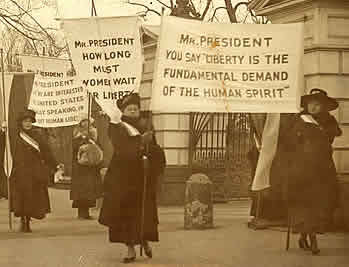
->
0;188;348;267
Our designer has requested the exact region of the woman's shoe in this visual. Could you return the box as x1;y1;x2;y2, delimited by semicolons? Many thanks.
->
123;246;136;263
123;256;136;263
298;238;310;250
311;244;320;255
144;245;152;258
310;235;320;255
80;215;94;220
25;217;32;233
20;217;26;232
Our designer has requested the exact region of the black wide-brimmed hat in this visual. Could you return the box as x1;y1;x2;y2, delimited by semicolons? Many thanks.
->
17;108;36;123
301;88;338;111
116;92;140;111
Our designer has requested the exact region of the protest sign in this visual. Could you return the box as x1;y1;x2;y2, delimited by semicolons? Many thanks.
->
61;16;143;122
21;55;87;127
151;16;304;113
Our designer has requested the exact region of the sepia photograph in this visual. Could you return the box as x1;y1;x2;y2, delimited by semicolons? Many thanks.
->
0;0;348;266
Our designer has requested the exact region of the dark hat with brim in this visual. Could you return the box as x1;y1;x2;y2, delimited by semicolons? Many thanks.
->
17;109;36;123
301;88;338;111
116;92;141;111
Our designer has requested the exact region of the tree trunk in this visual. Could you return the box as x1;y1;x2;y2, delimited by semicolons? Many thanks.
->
224;0;238;23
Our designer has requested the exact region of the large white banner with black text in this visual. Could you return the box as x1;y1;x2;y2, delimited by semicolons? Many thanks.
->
61;16;143;123
151;16;304;113
21;55;87;127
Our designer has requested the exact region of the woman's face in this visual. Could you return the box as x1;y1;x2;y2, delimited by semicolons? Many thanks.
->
123;104;140;118
80;120;88;128
307;99;323;115
21;118;33;131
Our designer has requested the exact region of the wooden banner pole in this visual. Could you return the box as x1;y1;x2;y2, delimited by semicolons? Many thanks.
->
0;48;12;231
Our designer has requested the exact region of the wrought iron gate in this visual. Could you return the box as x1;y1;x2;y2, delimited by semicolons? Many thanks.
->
189;112;254;200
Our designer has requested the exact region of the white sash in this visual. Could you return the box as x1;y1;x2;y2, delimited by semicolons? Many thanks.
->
300;114;319;125
19;131;40;152
121;122;141;137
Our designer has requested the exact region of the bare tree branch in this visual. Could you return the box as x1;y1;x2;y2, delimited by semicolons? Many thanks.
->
233;2;249;23
209;7;226;22
2;14;42;34
224;0;238;23
128;1;162;16
155;0;171;9
9;0;55;43
243;11;249;23
201;0;213;20
0;16;41;41
32;40;39;55
234;1;249;10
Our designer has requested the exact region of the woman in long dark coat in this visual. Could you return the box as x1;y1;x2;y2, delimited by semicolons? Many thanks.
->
99;93;166;263
286;89;341;254
70;117;103;219
11;109;61;232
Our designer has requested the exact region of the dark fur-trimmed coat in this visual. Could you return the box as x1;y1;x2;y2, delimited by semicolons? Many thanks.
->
10;130;57;219
70;135;103;204
286;113;340;232
98;122;166;244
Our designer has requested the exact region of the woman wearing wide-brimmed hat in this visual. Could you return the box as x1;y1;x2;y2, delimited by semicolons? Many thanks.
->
70;114;103;219
98;93;166;263
10;109;63;232
286;89;341;254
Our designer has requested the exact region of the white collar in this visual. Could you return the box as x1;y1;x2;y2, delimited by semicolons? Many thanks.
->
300;114;319;125
121;121;140;136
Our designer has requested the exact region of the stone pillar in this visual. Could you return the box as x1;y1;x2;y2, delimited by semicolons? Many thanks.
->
184;173;213;229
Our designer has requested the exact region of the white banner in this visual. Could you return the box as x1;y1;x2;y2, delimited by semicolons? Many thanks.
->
151;16;304;113
21;55;87;127
251;113;280;191
0;74;14;176
61;16;143;123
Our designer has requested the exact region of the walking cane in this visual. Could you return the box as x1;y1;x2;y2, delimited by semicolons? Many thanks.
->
286;210;291;250
140;114;152;256
140;154;148;256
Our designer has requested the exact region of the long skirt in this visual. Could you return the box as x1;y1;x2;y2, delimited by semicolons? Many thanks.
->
108;221;159;245
72;199;96;209
105;188;159;245
11;182;50;219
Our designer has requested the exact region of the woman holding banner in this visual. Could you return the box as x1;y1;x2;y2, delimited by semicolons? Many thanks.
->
10;109;63;232
98;93;166;263
286;89;341;255
71;115;103;219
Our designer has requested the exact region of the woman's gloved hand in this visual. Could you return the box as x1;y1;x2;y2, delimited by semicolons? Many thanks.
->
141;131;153;145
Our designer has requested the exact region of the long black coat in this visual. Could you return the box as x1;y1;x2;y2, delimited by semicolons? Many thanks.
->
286;113;340;233
99;122;166;244
70;136;103;206
10;130;57;219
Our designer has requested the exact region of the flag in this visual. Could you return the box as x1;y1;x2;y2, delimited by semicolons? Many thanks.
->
249;113;297;224
251;114;280;191
0;73;14;180
251;113;297;192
